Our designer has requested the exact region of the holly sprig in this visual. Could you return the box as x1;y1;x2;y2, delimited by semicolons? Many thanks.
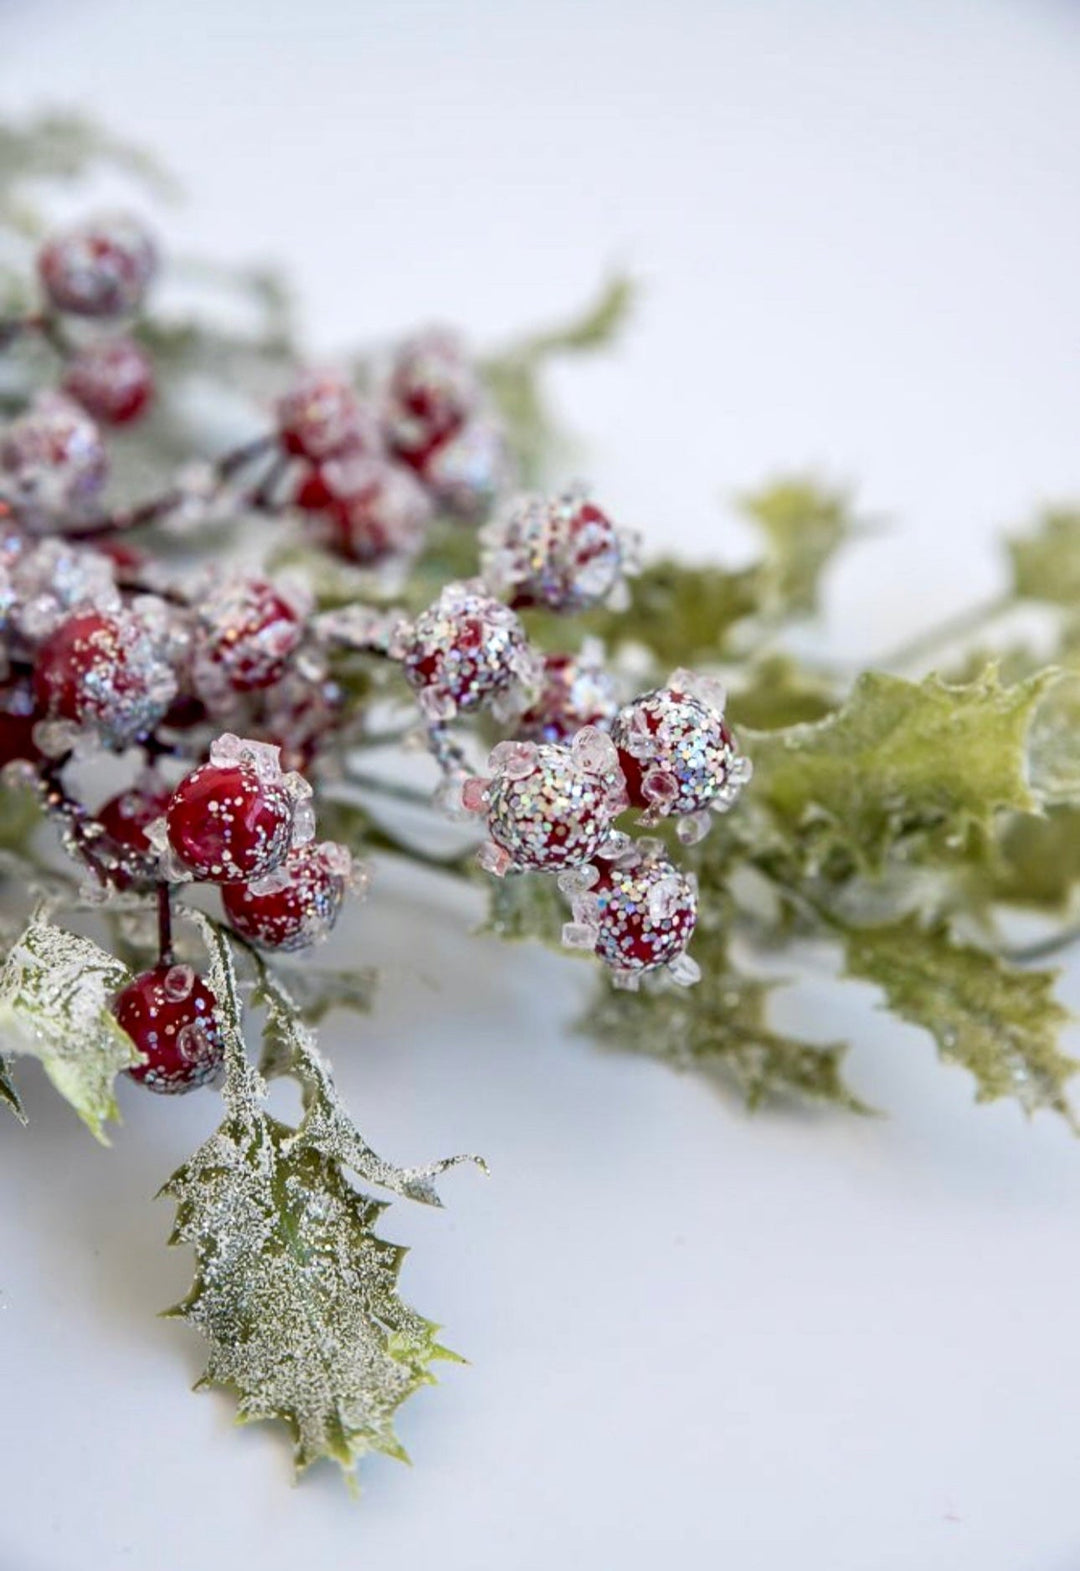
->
1;111;1079;1490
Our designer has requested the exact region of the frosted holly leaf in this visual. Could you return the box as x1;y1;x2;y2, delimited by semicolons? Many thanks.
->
0;915;140;1142
590;557;766;669
255;959;484;1207
738;475;864;616
746;667;1057;869
845;919;1078;1124
0;1049;25;1123
583;943;865;1112
482;869;569;947
164;916;471;1481
1008;506;1080;606
271;962;379;1025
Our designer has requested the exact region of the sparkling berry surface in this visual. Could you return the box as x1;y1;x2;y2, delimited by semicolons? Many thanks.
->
98;783;172;886
165;757;296;883
611;685;737;816
383;329;478;464
419;416;507;519
222;840;353;951
193;578;304;697
400;581;534;720
63;337;154;425
304;454;432;565
114;965;223;1094
38;214;157;319
0;677;42;766
32;608;177;748
483;741;619;872
588;849;698;973
484;490;629;611
0;393;108;521
517;651;620;744
277;370;375;461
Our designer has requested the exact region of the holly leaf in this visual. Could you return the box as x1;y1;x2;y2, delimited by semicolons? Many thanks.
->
270;962;378;1026
592;558;766;668
726;653;838;732
1009;506;1080;606
482;870;568;947
989;807;1080;912
164;915;470;1482
844;918;1077;1123
739;475;863;615
746;667;1055;868
0;914;140;1142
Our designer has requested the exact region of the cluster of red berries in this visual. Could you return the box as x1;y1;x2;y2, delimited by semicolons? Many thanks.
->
282;330;507;571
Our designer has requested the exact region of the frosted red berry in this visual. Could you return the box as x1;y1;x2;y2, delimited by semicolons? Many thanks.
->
467;730;625;875
383;329;478;467
0;678;43;766
192;577;306;699
562;844;698;986
165;744;302;884
32;607;177;748
98;783;172;887
517;650;619;744
63;337;154;426
277;370;376;461
114;964;223;1094
222;840;355;951
300;454;432;566
399;580;536;721
38;214;157;319
0;393;108;521
611;671;750;830
483;490;637;611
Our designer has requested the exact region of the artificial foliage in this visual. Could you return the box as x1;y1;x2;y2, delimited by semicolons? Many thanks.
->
2;112;1080;1486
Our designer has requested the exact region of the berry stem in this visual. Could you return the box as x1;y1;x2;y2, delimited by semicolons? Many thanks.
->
157;882;174;966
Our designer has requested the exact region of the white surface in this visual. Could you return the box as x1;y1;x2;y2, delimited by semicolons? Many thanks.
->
2;2;1080;1568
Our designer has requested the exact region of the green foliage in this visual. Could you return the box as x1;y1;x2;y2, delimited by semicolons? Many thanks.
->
163;916;469;1482
745;667;1055;869
593;559;766;668
739;475;864;616
0;914;141;1141
845;919;1078;1122
482;870;568;945
1008;506;1080;605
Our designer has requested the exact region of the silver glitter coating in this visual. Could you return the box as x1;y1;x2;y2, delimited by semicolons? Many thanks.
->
38;213;157;319
478;737;622;873
611;670;748;823
564;843;698;980
0;393;108;525
400;579;535;720
482;487;640;612
516;645;619;744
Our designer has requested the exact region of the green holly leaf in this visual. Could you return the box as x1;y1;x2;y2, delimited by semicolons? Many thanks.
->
739;475;863;615
482;870;569;946
1008;506;1080;605
593;558;766;669
989;807;1080;912
844;918;1077;1123
746;667;1056;868
726;653;839;732
0;914;140;1142
163;915;469;1483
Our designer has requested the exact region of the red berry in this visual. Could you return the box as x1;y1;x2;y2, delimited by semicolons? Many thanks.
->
97;783;172;887
277;371;377;462
419;417;508;519
114;964;223;1095
304;454;433;566
0;678;43;767
38;215;157;319
611;674;747;825
483;490;633;611
517;651;619;744
0;393;108;520
221;840;354;951
383;330;478;465
588;849;698;974
400;580;535;721
470;733;624;875
33;607;177;748
63;337;154;426
165;741;301;883
192;578;306;699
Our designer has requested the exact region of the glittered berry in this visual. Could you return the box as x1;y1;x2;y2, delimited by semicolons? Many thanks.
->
277;370;377;461
465;729;626;875
611;669;751;836
383;329;478;466
164;735;309;883
38;214;157;319
191;577;307;701
399;579;537;722
561;844;699;988
222;840;358;951
256;668;344;773
517;649;619;744
114;964;223;1094
419;417;509;520
63;337;154;426
32;606;178;749
0;393;107;522
482;489;638;611
301;454;432;566
97;781;172;887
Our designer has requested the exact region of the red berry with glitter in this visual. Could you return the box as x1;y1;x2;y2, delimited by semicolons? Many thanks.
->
301;454;432;566
97;782;173;887
561;843;699;988
164;735;309;883
32;606;178;748
63;337;154;426
114;964;224;1095
192;577;306;699
38;214;157;319
221;840;358;951
383;329;478;467
483;489;638;612
277;370;376;462
517;649;619;744
399;580;537;721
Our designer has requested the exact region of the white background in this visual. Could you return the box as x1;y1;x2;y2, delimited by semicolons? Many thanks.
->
2;2;1080;1567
